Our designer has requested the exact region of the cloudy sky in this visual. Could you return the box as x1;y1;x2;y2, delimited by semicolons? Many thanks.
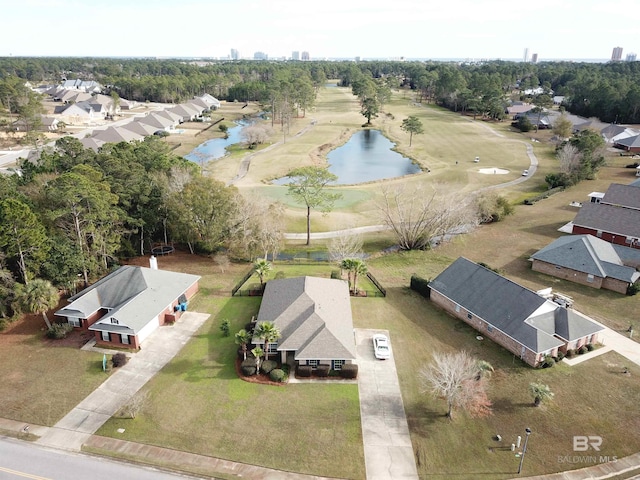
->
1;0;638;61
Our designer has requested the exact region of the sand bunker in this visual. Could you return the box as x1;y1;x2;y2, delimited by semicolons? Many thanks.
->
478;168;509;175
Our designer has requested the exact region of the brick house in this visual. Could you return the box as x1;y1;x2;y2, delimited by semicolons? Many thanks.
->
254;276;357;371
531;235;640;294
428;258;604;367
572;182;640;249
55;263;200;349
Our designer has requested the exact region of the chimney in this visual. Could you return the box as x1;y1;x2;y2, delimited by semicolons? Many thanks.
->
149;256;158;270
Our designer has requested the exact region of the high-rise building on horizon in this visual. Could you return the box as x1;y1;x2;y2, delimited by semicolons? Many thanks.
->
523;47;529;62
531;53;538;63
301;51;310;61
292;51;300;61
254;51;268;60
611;46;623;61
626;52;637;62
230;48;240;60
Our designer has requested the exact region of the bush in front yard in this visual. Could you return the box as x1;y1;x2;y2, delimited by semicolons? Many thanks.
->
340;364;358;379
46;323;73;339
586;343;595;351
241;357;257;376
112;353;128;368
270;369;286;382
556;351;565;361
297;365;312;377
316;365;330;377
260;360;277;374
578;345;589;355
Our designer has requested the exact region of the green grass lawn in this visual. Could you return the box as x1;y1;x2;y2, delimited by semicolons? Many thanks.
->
96;296;364;480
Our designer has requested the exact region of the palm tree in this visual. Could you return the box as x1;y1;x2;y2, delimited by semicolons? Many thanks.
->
15;278;58;329
253;258;272;289
251;346;264;374
254;321;281;361
351;258;368;295
235;328;251;361
340;258;356;291
529;382;554;407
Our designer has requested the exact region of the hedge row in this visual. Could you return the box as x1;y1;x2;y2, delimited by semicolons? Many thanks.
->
410;275;430;298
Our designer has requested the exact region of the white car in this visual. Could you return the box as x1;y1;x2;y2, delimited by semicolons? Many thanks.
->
372;334;391;360
522;169;529;176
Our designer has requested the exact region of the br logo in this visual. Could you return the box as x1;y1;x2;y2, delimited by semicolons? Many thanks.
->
573;436;602;451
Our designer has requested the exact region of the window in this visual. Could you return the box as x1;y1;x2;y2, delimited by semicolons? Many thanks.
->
455;304;461;313
121;334;129;345
68;318;80;328
307;360;319;368
555;266;562;270
467;313;473;320
596;230;603;238
487;324;493;332
332;360;345;371
587;274;594;283
101;331;110;342
267;343;278;353
110;318;119;324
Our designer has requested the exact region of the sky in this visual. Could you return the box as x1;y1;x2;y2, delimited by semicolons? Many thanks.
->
1;0;639;61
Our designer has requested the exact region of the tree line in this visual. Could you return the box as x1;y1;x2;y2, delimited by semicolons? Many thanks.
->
2;57;640;123
0;136;285;324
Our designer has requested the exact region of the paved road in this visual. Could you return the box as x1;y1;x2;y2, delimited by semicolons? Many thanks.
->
355;329;419;480
0;437;204;480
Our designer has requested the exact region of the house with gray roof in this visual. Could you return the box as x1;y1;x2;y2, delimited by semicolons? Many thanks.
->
572;182;640;249
428;257;604;367
92;126;144;144
614;134;640;152
531;235;640;293
56;263;200;349
255;276;357;371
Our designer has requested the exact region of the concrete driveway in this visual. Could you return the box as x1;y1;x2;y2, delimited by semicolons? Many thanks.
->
355;329;419;480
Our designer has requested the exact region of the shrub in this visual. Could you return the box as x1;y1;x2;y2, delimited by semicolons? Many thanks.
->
274;271;286;280
244;322;255;334
513;116;533;132
586;343;595;352
45;322;73;339
260;360;277;374
540;354;555;368
410;275;431;298
112;353;128;368
524;186;565;205
627;282;640;296
241;365;256;376
0;318;8;331
270;369;286;382
330;270;341;280
565;349;575;358
220;319;231;337
241;357;257;367
340;364;358;379
578;345;589;355
556;351;565;361
316;365;330;377
297;365;312;377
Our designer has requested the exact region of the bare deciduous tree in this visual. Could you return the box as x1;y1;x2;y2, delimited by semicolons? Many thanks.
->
557;143;581;176
377;185;478;250
230;193;284;260
420;351;492;419
212;253;229;273
328;229;364;263
241;125;271;149
118;391;150;419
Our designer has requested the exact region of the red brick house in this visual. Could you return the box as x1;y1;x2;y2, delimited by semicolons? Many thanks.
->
531;235;640;294
428;258;604;367
572;183;640;249
55;264;200;349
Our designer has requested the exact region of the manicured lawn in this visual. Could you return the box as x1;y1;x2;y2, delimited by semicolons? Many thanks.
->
96;296;364;480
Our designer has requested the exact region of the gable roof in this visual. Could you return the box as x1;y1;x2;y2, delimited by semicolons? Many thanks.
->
615;134;640;149
120;121;159;137
429;258;604;353
602;183;640;210
531;235;640;283
573;202;640;238
135;113;174;129
57;266;199;335
93;126;143;144
257;276;356;360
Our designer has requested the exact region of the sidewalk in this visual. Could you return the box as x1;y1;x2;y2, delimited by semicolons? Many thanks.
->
36;312;210;451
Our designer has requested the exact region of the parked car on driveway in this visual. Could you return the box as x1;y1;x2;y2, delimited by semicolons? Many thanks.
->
372;334;391;360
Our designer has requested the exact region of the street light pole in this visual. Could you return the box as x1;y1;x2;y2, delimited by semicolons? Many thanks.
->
517;427;532;474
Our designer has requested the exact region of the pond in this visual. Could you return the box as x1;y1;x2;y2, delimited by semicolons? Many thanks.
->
184;120;248;163
273;129;421;185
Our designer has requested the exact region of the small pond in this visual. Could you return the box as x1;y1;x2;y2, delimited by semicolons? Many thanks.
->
273;129;421;185
184;120;248;163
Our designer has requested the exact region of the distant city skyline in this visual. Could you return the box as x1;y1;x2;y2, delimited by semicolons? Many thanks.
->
1;0;639;61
